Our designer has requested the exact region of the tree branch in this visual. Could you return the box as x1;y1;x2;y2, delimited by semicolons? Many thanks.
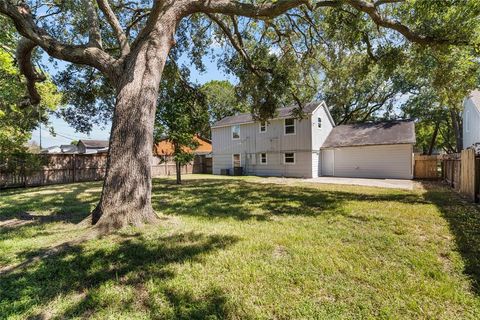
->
97;0;130;56
15;38;46;106
84;0;102;48
346;0;466;45
0;1;118;79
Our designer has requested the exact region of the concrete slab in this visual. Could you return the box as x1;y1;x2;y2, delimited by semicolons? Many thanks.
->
305;177;414;190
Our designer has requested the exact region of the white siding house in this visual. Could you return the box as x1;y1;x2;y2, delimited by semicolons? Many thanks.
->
212;102;334;178
211;101;416;179
463;90;480;149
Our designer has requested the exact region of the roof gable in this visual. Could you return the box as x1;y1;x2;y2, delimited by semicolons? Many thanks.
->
322;120;416;148
465;90;480;114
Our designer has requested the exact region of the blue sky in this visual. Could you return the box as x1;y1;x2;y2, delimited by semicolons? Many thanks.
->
31;53;234;147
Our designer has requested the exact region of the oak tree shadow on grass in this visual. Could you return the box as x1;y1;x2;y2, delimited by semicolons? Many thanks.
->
0;182;100;223
152;178;427;221
422;181;480;295
0;231;237;319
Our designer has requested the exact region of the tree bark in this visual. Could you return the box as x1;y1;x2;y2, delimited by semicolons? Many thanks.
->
428;121;440;155
450;108;463;153
175;161;182;185
92;21;176;233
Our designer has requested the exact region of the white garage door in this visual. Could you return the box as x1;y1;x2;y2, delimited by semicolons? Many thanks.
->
324;144;413;179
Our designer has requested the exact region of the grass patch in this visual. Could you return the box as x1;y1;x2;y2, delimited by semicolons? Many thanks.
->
0;175;479;319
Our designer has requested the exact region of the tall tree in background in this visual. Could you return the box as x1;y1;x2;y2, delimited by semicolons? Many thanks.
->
154;64;205;185
199;80;246;139
1;0;479;231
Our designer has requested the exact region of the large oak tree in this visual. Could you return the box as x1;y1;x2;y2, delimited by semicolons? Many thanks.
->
1;0;478;232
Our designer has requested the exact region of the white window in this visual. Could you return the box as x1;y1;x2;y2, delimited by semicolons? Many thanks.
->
259;121;267;133
233;154;241;167
232;125;240;140
466;110;470;133
284;118;295;135
284;152;295;164
260;153;267;164
318;117;322;128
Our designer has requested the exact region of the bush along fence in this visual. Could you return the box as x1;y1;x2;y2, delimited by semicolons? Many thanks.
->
0;153;211;189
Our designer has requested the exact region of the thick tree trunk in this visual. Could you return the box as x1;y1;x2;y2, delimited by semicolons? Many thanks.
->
428;121;440;155
92;21;176;233
450;108;463;153
175;161;182;184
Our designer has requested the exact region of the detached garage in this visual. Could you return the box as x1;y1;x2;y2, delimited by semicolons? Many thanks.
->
321;121;416;179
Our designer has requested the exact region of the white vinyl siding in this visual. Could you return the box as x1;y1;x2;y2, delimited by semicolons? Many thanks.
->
463;98;480;149
322;144;413;179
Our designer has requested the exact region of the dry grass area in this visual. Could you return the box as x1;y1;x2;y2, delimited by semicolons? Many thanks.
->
0;175;479;319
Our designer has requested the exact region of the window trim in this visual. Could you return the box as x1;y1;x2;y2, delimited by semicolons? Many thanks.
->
284;152;296;165
284;118;296;135
259;121;267;133
232;153;241;168
260;152;267;165
232;125;241;140
317;117;322;129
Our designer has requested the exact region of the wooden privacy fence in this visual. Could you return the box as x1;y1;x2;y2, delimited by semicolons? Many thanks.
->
441;149;480;202
0;153;210;189
414;155;441;179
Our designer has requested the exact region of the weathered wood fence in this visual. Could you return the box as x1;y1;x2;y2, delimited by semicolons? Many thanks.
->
0;153;210;189
413;150;480;202
413;155;441;179
441;149;479;202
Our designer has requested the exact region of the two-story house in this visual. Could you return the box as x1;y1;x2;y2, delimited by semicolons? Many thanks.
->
211;101;334;178
463;90;480;150
211;101;416;179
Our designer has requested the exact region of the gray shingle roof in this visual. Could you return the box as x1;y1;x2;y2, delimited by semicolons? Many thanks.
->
78;140;109;148
212;101;324;128
321;120;416;148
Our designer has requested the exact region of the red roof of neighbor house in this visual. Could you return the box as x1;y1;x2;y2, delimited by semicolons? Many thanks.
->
154;136;212;156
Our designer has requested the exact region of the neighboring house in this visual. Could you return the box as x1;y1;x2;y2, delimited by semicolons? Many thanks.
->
211;101;416;179
60;144;78;153
463;90;480;149
154;135;212;157
41;146;62;154
77;140;109;154
153;136;213;174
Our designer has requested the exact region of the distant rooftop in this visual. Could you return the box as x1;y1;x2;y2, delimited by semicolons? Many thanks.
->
78;140;109;148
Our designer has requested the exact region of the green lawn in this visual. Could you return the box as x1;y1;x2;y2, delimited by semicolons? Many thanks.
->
0;175;479;319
